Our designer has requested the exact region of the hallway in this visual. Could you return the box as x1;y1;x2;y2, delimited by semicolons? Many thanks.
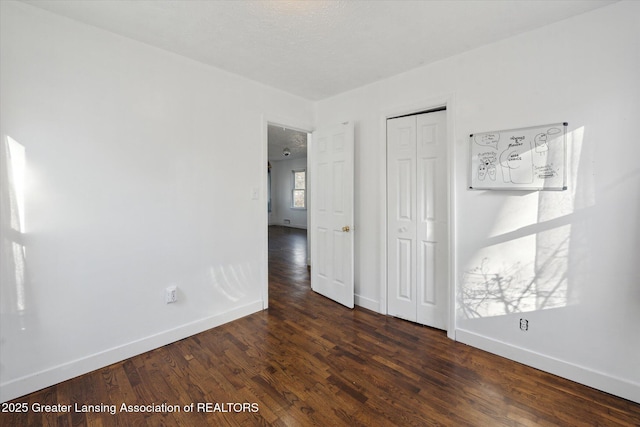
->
268;225;310;292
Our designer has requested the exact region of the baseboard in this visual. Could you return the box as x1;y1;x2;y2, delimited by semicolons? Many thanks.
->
278;224;307;230
355;294;379;313
455;328;640;404
0;300;263;403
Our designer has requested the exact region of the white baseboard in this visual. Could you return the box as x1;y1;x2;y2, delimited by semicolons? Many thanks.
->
455;328;640;404
0;300;263;403
278;224;307;230
355;294;379;313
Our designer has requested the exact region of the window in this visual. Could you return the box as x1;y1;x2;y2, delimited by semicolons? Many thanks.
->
292;169;306;209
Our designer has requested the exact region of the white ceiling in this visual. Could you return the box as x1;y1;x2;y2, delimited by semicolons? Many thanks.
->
22;0;615;101
20;0;616;162
268;125;308;162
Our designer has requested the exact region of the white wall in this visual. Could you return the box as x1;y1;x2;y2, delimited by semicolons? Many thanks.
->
0;1;313;401
316;1;640;403
2;0;638;406
269;157;308;228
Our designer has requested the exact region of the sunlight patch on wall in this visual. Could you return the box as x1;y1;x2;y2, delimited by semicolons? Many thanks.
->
6;136;25;233
459;127;588;319
1;136;27;313
208;263;252;303
488;192;540;238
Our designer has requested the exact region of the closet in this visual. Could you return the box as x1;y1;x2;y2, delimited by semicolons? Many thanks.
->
387;110;448;329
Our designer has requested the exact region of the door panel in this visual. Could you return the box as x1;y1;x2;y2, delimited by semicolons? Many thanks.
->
397;238;413;301
317;227;328;278
421;157;437;241
332;229;346;284
398;159;413;220
310;123;354;308
420;241;436;304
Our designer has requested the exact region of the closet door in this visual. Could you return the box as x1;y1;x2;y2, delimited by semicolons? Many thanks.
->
387;116;417;322
416;111;448;329
387;110;448;330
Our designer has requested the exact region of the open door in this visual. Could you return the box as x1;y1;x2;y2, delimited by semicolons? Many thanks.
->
309;122;354;308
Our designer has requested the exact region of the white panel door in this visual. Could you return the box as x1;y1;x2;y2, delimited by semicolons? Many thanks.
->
387;110;448;329
416;111;448;329
387;116;417;321
310;122;354;308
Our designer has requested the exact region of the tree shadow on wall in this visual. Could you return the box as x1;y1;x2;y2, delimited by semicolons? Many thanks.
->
459;232;570;319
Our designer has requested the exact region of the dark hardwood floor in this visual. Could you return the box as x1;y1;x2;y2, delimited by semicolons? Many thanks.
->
2;225;639;426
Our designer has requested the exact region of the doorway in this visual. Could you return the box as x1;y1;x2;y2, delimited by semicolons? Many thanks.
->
266;123;312;305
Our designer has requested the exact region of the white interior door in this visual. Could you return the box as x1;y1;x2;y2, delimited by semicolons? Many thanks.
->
415;111;448;328
387;110;448;329
310;122;355;308
387;116;417;321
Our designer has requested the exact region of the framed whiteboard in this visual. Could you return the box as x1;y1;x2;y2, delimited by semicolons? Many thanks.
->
469;122;567;191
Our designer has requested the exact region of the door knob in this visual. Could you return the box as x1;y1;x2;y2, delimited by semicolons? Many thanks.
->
342;225;350;232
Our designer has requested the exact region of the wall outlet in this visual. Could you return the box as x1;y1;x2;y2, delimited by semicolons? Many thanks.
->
519;318;529;331
166;285;177;304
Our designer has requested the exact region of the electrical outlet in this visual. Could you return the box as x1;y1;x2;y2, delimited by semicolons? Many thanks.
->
166;285;177;304
519;318;529;331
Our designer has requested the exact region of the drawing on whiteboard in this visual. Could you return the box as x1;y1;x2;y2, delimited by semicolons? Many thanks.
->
534;127;561;156
534;133;549;154
470;122;566;190
499;136;534;184
535;164;558;179
546;127;562;136
477;151;497;181
474;133;499;150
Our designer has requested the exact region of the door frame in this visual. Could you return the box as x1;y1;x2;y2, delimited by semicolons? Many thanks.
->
378;95;457;340
261;114;314;310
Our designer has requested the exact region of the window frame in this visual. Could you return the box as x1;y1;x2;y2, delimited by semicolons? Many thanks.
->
291;169;306;210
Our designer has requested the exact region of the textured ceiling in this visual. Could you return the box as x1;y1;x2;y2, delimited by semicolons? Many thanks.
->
268;125;308;162
22;0;615;101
